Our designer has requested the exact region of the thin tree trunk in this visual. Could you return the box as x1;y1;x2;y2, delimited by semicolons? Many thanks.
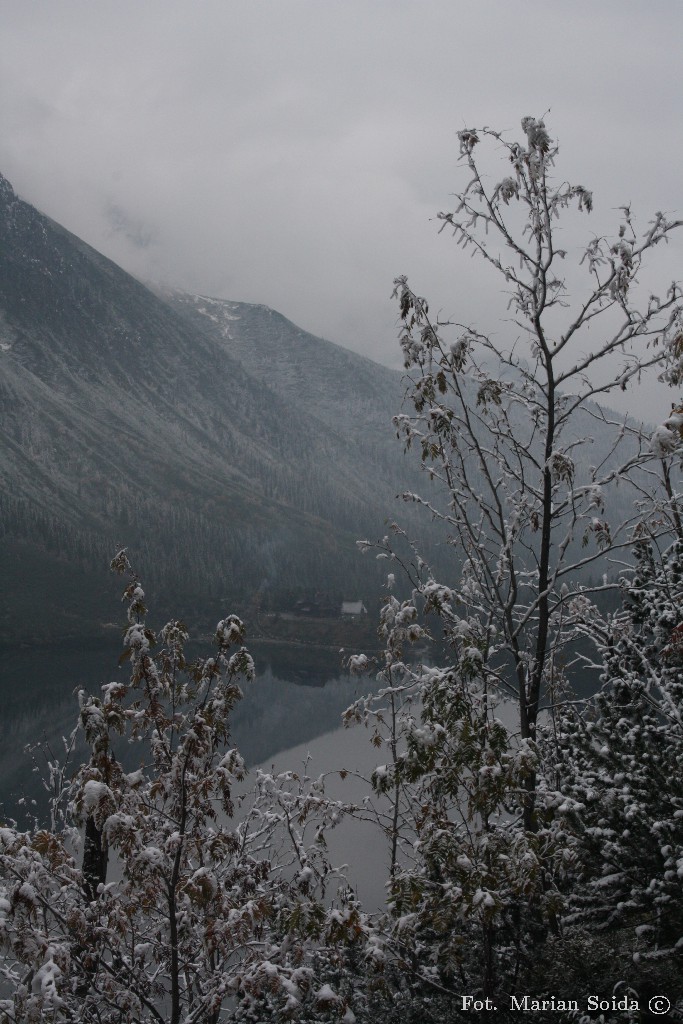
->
82;814;108;901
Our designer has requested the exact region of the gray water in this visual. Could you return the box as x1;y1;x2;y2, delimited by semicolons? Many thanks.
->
0;636;396;915
0;639;543;915
0;638;369;824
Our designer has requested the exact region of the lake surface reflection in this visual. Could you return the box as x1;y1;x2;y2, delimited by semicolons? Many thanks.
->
0;638;371;823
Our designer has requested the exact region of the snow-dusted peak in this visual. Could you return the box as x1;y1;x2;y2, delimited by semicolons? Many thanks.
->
0;172;15;200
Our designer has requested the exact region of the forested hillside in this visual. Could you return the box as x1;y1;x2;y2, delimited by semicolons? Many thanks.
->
0;173;426;640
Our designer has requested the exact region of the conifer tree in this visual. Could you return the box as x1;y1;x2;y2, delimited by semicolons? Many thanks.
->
557;520;683;990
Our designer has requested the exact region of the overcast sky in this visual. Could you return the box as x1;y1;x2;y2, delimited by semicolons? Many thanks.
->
1;1;682;401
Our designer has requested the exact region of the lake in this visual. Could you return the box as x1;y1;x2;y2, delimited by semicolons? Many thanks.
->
0;637;375;823
0;635;395;909
0;634;594;911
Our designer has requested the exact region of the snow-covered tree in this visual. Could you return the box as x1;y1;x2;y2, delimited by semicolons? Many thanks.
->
389;117;682;824
556;514;683;990
0;553;365;1023
344;576;572;1006
349;115;683;1002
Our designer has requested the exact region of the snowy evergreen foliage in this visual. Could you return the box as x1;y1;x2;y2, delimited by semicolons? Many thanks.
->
557;524;683;973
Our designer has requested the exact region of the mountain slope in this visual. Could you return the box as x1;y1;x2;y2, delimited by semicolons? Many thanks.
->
164;290;403;440
0;173;413;641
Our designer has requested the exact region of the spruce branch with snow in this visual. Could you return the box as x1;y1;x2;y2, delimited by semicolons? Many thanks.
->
556;523;683;976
